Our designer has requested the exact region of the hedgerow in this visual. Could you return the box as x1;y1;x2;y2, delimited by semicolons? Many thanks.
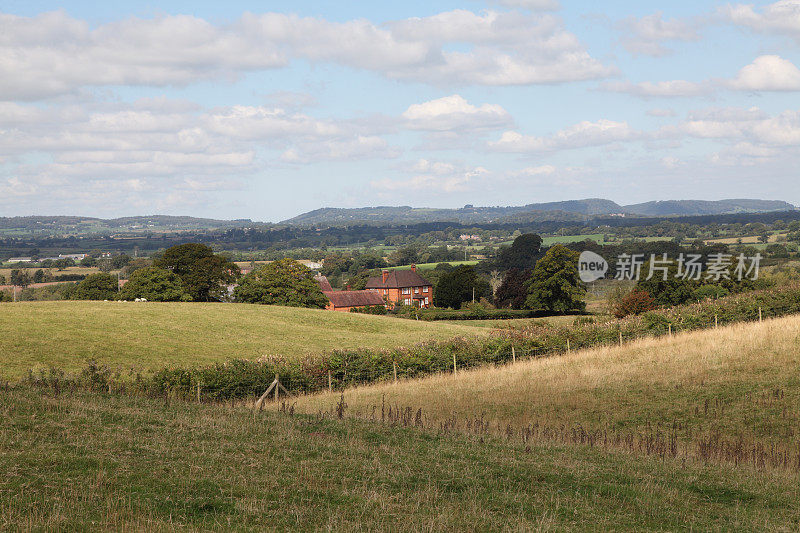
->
27;284;800;401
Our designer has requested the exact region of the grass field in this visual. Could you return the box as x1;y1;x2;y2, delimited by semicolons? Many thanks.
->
286;315;800;465
0;301;488;379
388;260;479;270
0;265;101;280
541;233;606;245
3;386;799;530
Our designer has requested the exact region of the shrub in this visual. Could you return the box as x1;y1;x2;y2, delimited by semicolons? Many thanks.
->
72;273;118;300
614;289;657;318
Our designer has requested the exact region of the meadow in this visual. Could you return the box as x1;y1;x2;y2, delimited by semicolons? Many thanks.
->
2;385;799;530
0;301;488;379
285;316;800;471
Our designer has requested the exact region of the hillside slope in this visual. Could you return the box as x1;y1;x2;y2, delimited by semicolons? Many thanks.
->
289;315;800;450
0;301;488;378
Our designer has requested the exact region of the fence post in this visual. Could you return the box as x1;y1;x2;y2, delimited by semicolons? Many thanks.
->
197;382;201;403
453;354;457;375
715;314;718;328
512;346;516;363
759;306;763;323
566;339;570;353
328;370;332;392
619;330;622;346
668;324;672;337
393;360;398;383
274;374;280;402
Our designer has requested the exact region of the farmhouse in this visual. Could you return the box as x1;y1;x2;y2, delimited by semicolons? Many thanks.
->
365;265;433;308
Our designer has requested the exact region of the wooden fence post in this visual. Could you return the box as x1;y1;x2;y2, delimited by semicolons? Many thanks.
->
274;374;280;402
566;339;570;353
512;346;516;363
759;307;763;323
715;314;718;328
328;370;332;392
619;330;623;346
668;324;672;337
393;360;398;383
453;354;457;375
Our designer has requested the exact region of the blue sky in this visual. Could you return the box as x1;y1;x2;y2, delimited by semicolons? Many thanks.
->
2;1;800;221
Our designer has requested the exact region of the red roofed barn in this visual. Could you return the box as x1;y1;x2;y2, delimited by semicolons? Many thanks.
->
315;274;387;312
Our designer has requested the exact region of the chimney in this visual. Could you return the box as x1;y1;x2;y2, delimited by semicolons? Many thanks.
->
410;264;416;272
382;270;390;283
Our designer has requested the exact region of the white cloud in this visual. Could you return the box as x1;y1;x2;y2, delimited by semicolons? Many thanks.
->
402;94;512;131
371;159;488;192
489;119;638;152
281;135;400;163
490;0;560;11
648;108;677;117
602;80;711;98
512;165;557;176
722;1;800;40
204;106;341;140
0;9;613;100
618;12;701;56
728;55;800;91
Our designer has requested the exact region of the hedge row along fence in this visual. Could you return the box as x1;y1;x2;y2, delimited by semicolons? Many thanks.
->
24;284;800;402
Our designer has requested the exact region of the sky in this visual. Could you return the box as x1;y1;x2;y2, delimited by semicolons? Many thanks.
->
2;1;800;222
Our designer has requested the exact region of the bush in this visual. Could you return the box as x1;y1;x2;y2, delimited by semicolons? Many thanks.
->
119;267;190;302
614;289;657;318
350;305;388;315
72;273;118;300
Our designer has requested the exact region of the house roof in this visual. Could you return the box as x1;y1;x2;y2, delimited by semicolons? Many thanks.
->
323;290;385;308
314;274;333;291
365;269;432;289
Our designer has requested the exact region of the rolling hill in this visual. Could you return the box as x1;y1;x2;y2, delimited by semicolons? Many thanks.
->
282;198;797;225
0;301;489;379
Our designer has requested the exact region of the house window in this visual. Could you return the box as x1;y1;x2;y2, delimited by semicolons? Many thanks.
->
402;287;411;294
424;297;429;305
404;298;411;305
422;286;429;293
383;289;388;295
414;287;419;294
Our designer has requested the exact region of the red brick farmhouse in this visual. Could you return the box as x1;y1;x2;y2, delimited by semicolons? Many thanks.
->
365;265;433;308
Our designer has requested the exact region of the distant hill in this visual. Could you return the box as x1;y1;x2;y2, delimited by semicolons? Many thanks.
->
283;198;796;225
0;215;258;234
623;199;797;217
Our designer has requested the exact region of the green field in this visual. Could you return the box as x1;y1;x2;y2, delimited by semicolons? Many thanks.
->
541;233;606;245
0;301;488;379
388;260;479;270
3;386;799;530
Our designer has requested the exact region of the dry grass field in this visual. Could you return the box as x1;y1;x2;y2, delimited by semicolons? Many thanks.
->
286;315;800;467
0;301;489;379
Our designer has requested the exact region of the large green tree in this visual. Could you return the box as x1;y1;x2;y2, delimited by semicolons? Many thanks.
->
433;265;490;309
524;245;586;312
119;267;190;302
73;273;118;300
233;258;328;308
635;259;697;306
493;233;543;271
154;244;238;302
